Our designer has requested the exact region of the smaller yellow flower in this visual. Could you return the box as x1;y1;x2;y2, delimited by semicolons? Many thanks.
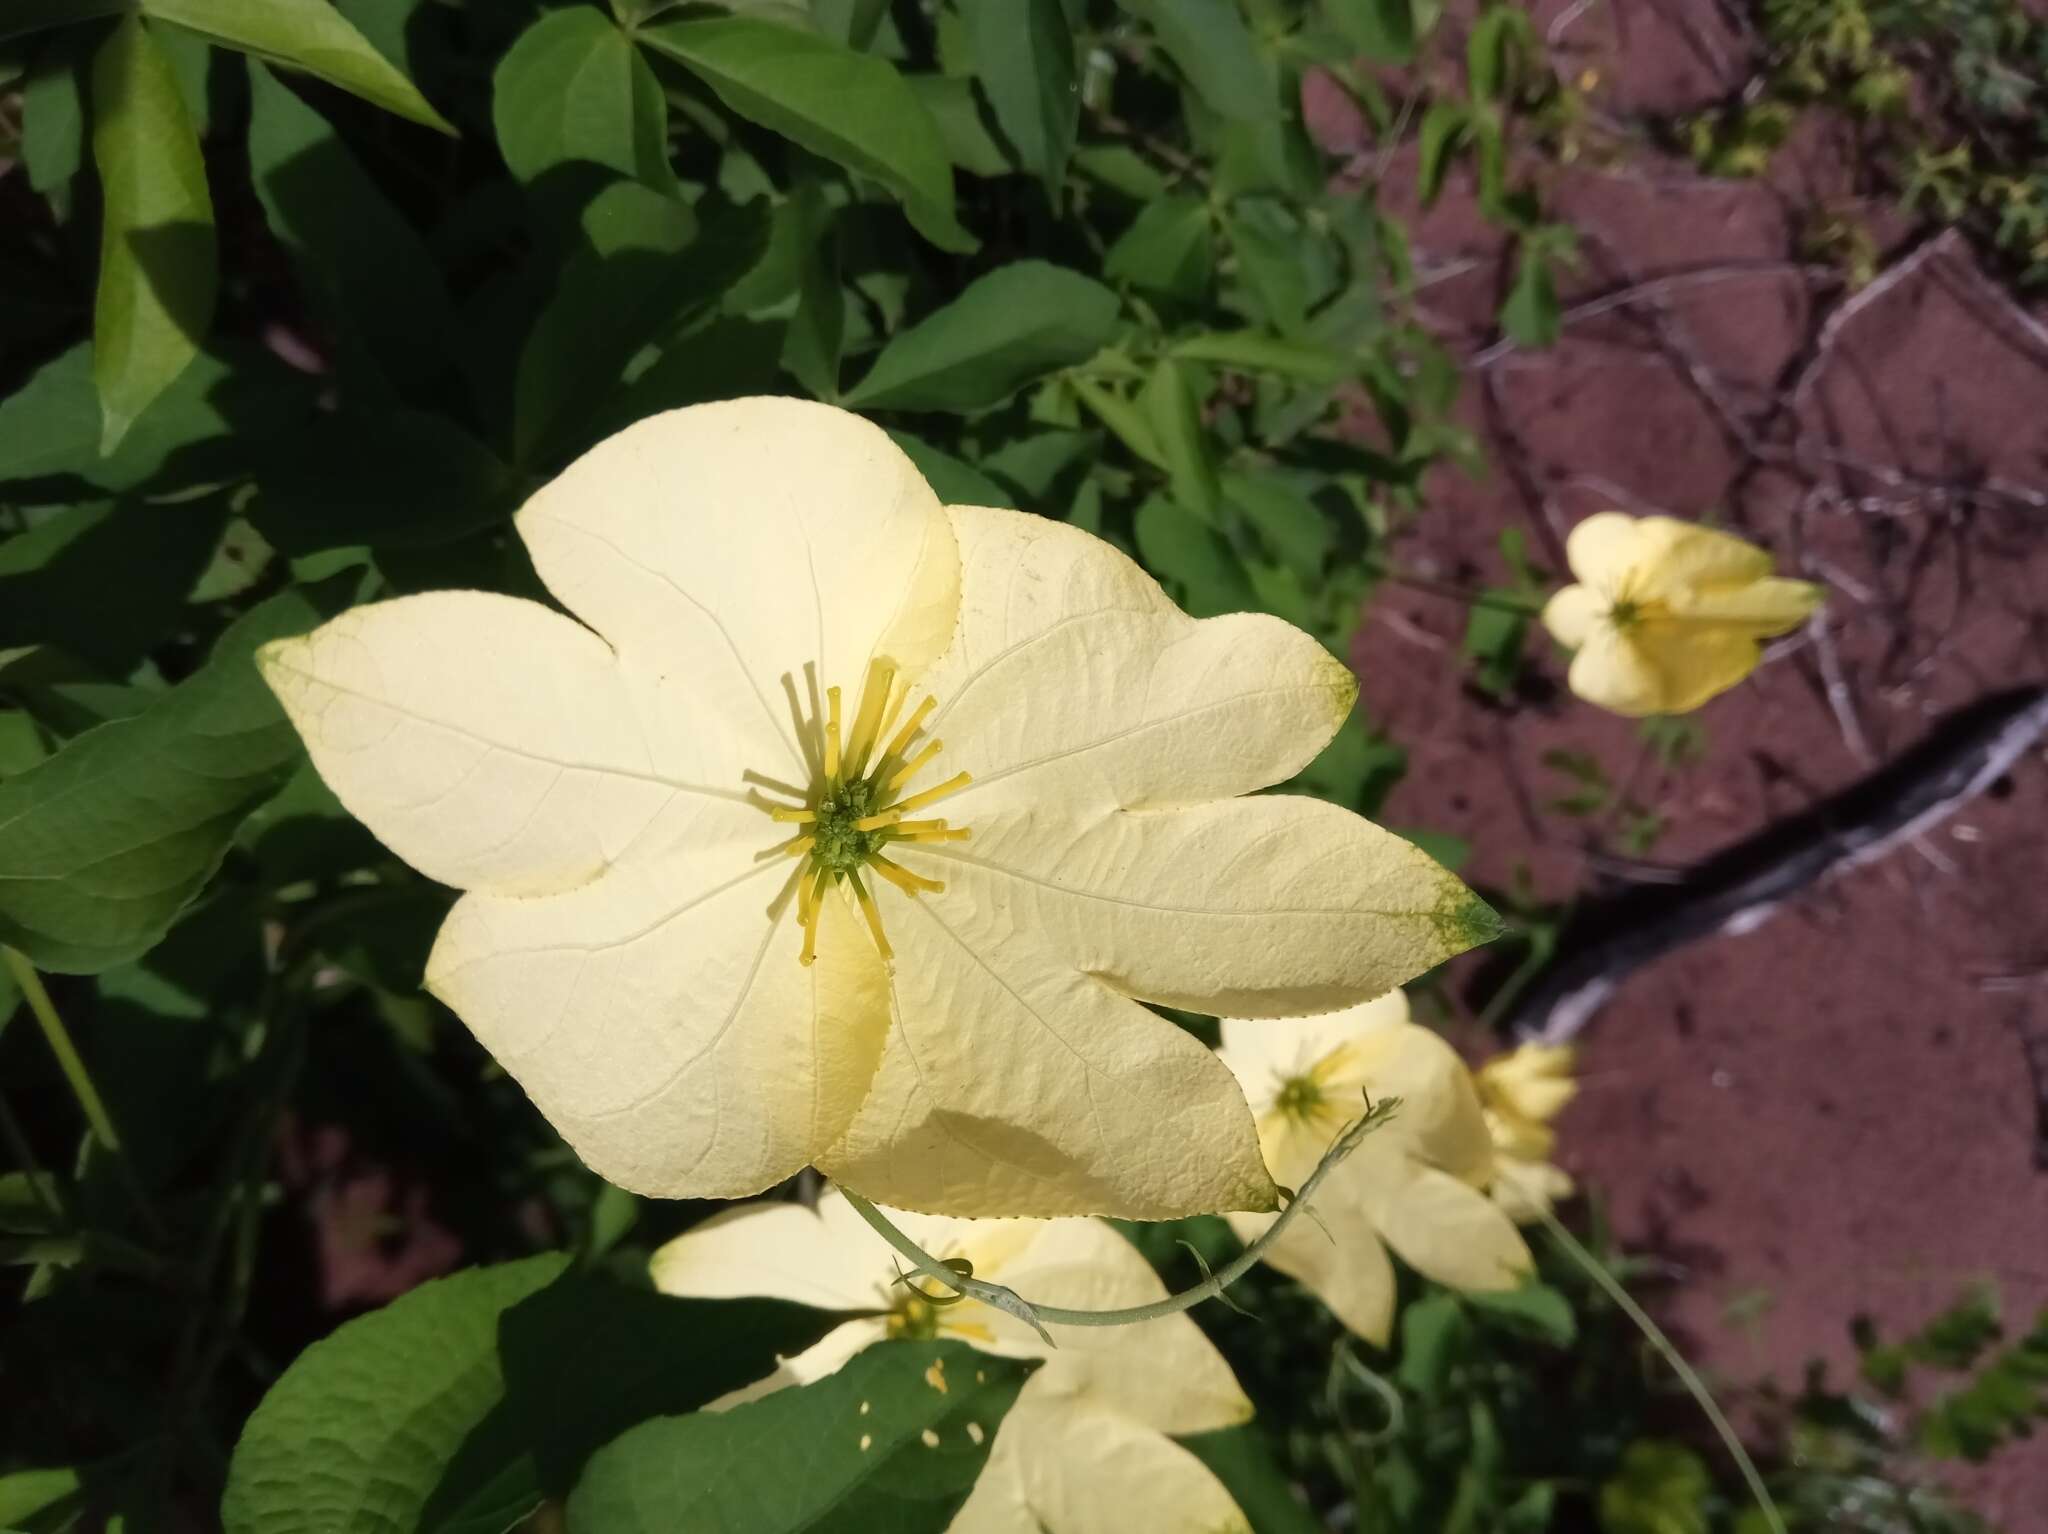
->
651;1192;1252;1534
1474;1042;1578;1224
1215;992;1531;1345
1542;513;1822;716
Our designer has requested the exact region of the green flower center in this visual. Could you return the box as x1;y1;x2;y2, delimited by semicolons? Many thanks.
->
1274;1074;1325;1121
886;1293;942;1340
753;657;976;968
1608;597;1643;629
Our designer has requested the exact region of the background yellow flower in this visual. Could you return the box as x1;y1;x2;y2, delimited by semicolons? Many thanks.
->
651;1191;1253;1534
1541;512;1822;716
1215;992;1532;1344
1476;1043;1580;1224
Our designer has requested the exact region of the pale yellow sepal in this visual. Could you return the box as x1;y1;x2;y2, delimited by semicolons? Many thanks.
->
1217;992;1533;1344
650;1191;1252;1533
1542;512;1823;716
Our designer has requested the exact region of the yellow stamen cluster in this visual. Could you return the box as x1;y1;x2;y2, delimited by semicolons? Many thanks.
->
757;657;972;968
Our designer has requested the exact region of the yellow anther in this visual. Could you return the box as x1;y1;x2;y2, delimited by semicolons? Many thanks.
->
891;771;972;816
885;739;944;794
769;806;817;824
823;686;843;782
848;871;893;966
892;825;971;844
873;675;909;760
843;657;896;781
774;833;816;859
877;695;937;770
870;854;943;897
798;868;829;967
885;818;950;836
853;809;903;832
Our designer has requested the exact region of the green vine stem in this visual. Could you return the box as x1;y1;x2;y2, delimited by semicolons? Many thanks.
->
2;945;166;1241
1509;1170;1789;1534
839;1096;1401;1346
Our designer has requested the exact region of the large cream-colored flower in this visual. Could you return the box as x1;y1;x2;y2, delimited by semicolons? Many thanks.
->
1542;512;1822;716
1216;991;1531;1344
1475;1042;1577;1223
651;1191;1253;1534
258;399;1494;1218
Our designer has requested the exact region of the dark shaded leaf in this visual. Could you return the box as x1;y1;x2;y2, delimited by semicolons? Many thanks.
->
961;0;1076;189
253;409;512;554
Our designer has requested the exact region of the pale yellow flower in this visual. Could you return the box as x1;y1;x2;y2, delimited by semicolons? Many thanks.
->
1216;992;1531;1345
1474;1042;1578;1224
651;1191;1253;1534
257;399;1494;1218
1542;512;1822;716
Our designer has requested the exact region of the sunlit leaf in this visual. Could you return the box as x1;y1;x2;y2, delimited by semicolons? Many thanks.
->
492;6;673;190
89;14;217;455
640;16;974;252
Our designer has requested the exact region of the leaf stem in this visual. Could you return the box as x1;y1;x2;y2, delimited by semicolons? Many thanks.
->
1;945;164;1239
838;1097;1401;1345
1515;1175;1788;1534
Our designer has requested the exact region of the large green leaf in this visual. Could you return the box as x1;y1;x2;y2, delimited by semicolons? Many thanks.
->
567;1339;1034;1534
885;430;1014;508
253;410;512;554
1134;493;1254;617
89;14;217;456
492;7;673;190
1104;196;1213;303
421;1274;853;1531
0;0;130;44
0;500;229;675
20;33;87;195
640;17;973;252
247;65;450;394
512;186;770;467
960;0;1075;190
141;0;451;130
1115;0;1274;122
222;1257;569;1534
0;589;325;973
845;261;1117;413
0;344;302;499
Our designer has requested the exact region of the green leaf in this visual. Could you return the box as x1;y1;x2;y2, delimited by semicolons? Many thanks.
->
1140;358;1220;523
223;1257;569;1534
514;188;771;467
588;315;786;446
1465;4;1534;106
0;1468;80;1528
421;1274;852;1531
1323;0;1418;63
884;431;1015;508
20;35;86;195
1223;471;1332;580
1394;1291;1471;1398
253;410;513;554
568;1339;1033;1533
1465;1282;1577;1347
247;65;450;393
1171;330;1347;381
141;0;452;131
1180;1425;1323;1534
780;180;844;398
1597;1441;1710;1534
1416;99;1469;206
1104;195;1213;303
0;0;131;45
1134;495;1254;618
0;343;301;498
845;261;1117;413
492;7;673;190
0;500;228;675
641;17;974;252
961;0;1076;189
0;589;326;973
1115;0;1274;122
1226;202;1311;335
1500;245;1561;348
904;74;1014;178
89;14;217;456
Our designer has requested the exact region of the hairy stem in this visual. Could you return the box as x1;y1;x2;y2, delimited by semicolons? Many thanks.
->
1516;1176;1787;1534
839;1097;1400;1345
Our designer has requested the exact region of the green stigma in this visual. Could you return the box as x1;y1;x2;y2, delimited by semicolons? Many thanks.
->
1274;1075;1325;1122
1608;597;1642;629
886;1293;942;1340
812;778;886;872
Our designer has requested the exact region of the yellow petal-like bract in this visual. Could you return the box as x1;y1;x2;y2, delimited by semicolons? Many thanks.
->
1475;1041;1579;1223
258;399;1497;1218
1541;512;1822;717
1216;992;1532;1343
651;1191;1253;1534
